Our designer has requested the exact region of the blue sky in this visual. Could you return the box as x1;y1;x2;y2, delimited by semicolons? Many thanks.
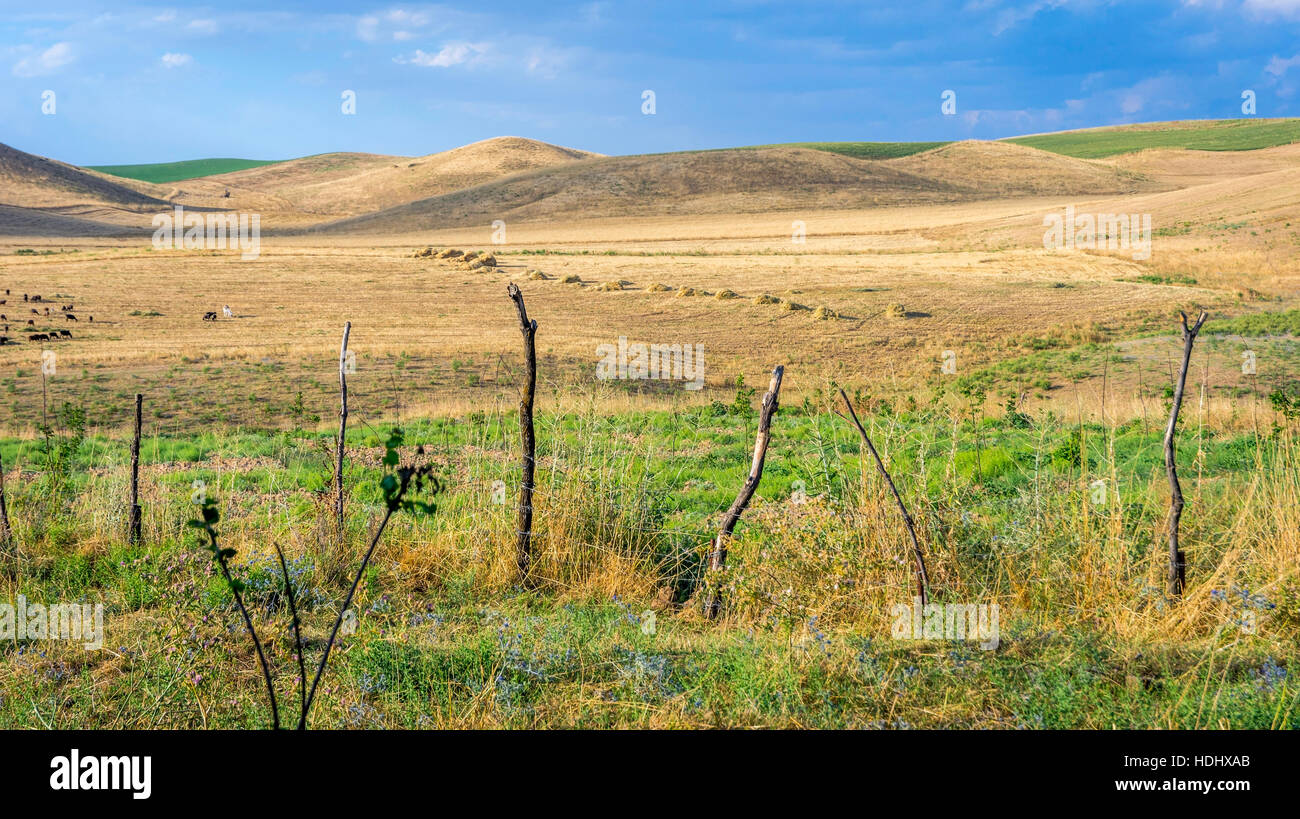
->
3;0;1300;164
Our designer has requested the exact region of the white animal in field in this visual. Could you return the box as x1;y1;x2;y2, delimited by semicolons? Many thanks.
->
222;305;233;318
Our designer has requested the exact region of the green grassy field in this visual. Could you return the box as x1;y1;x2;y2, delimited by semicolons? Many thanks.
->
1005;118;1300;158
86;157;285;184
1;386;1296;728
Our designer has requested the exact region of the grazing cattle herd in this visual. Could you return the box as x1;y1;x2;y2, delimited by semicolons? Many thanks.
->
0;290;85;345
0;281;236;347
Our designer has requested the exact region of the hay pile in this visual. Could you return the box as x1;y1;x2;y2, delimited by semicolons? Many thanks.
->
479;254;497;267
411;246;435;258
675;287;698;297
528;270;547;280
438;248;462;259
648;283;672;292
781;300;808;312
753;293;779;305
463;250;480;262
596;281;622;291
561;273;582;284
813;306;838;321
714;289;739;300
885;303;906;318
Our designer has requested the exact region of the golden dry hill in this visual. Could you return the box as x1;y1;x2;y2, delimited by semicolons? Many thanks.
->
0;142;169;213
171;136;601;219
318;141;1163;234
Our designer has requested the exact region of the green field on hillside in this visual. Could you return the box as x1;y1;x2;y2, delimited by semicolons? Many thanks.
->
87;157;285;184
1005;118;1300;158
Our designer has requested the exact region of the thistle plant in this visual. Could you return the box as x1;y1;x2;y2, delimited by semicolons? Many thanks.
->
191;428;443;729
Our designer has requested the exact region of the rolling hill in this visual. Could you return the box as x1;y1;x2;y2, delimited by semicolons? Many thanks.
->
2;118;1297;238
315;141;1164;234
0;142;169;212
167;137;601;218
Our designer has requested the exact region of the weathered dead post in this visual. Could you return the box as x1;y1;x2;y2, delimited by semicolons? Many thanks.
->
335;322;351;544
837;388;930;606
128;393;142;545
0;450;12;547
705;365;784;620
1164;310;1208;598
506;284;538;582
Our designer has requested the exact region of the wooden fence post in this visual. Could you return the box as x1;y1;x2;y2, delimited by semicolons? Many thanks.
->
506;284;538;581
129;393;142;545
0;450;12;547
335;322;351;543
1164;310;1207;598
837;388;930;605
705;365;784;619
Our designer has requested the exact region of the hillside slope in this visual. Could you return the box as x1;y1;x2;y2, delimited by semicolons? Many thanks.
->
317;141;1164;234
174;137;601;218
888;140;1159;196
0;142;169;211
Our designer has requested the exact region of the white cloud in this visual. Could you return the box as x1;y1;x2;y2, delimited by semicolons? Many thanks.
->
993;0;1067;35
385;9;434;27
1266;53;1300;76
357;15;380;42
525;45;579;78
188;19;219;34
161;52;193;68
395;42;485;67
1187;0;1300;18
12;41;74;77
358;8;446;42
1243;0;1300;19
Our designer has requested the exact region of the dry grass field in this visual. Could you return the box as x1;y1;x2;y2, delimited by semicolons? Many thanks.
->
1;134;1297;433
